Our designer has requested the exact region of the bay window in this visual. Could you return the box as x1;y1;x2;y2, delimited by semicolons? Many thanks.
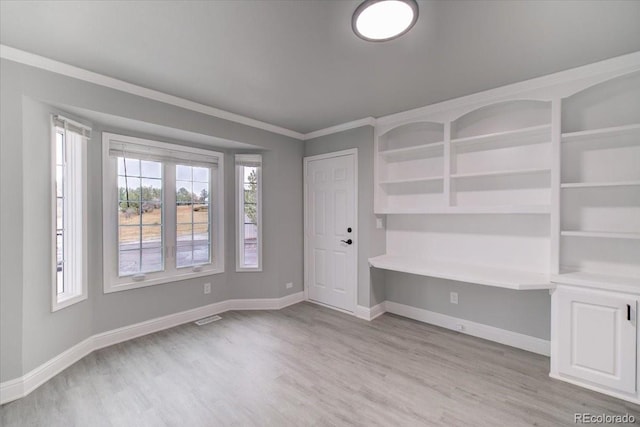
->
103;133;224;293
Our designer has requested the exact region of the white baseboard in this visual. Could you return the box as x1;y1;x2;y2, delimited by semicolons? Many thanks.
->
384;301;550;356
355;302;386;321
0;292;304;405
549;373;640;406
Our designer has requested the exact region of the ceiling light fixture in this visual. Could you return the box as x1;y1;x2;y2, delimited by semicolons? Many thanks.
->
352;0;419;42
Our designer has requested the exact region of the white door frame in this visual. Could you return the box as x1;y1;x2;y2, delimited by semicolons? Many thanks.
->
303;148;358;314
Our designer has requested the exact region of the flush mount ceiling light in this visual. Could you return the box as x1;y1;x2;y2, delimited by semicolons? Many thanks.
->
352;0;419;42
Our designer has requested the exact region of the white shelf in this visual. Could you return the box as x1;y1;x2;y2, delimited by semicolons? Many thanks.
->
451;124;551;148
376;205;550;215
380;142;444;162
368;255;552;290
451;167;550;180
561;181;640;189
561;231;640;240
552;272;640;294
561;123;640;142
379;176;443;186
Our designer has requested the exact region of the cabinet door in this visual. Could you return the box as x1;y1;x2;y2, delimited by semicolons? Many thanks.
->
557;289;637;394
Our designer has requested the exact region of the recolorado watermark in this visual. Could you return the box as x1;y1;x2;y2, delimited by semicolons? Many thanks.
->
574;413;636;424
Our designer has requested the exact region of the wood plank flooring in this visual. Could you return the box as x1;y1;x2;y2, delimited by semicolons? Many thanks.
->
1;302;638;426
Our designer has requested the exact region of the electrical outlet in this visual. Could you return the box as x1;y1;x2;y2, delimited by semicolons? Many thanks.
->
455;324;464;331
204;283;211;294
285;282;293;289
375;218;384;229
450;292;458;304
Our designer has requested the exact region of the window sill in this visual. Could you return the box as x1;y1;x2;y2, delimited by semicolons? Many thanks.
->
52;292;88;312
104;268;224;294
236;267;263;273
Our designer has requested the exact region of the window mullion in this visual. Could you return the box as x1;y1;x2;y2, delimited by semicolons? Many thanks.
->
164;163;177;274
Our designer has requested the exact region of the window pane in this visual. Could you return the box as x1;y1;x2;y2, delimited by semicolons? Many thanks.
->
177;224;193;243
176;165;211;268
243;243;258;268
119;249;141;276
193;167;209;182
176;165;191;181
120;158;140;176
56;233;64;293
117;157;162;276
57;199;64;229
56;166;63;197
56;132;64;164
176;244;193;268
141;203;162;225
140;160;161;178
193;206;208;224
119;226;141;248
141;178;162;201
176;181;193;206
193;243;210;264
119;205;141;225
141;248;163;273
237;161;260;270
142;225;162;249
56;270;64;295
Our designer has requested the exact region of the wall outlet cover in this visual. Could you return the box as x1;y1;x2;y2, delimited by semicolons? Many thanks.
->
285;282;293;289
450;292;458;304
204;283;211;294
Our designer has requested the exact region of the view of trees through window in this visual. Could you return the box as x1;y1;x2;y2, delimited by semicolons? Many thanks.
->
241;166;259;267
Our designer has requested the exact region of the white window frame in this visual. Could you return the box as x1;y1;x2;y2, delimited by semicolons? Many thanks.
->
51;116;89;311
235;154;263;272
102;133;224;293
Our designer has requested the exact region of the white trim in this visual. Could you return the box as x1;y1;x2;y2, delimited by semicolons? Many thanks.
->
0;44;305;141
303;117;376;140
549;373;640;406
0;292;304;405
354;302;386;321
303;148;359;314
384;301;551;356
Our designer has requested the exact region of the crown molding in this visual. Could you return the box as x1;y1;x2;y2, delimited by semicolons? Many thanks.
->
0;44;306;140
303;117;376;140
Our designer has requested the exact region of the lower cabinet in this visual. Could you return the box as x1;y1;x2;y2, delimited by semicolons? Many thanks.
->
552;285;638;400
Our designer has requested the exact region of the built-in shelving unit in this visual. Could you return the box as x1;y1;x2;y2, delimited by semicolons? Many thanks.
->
373;100;553;292
557;71;640;289
369;255;552;290
372;55;640;404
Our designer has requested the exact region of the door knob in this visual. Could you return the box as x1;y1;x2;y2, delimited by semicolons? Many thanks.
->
340;239;353;245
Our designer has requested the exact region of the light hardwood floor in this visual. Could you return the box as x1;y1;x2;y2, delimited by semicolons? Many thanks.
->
1;302;638;426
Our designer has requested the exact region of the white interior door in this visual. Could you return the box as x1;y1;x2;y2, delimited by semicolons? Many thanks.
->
305;150;357;312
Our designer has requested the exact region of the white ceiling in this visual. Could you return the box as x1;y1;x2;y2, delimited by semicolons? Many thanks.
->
2;0;640;134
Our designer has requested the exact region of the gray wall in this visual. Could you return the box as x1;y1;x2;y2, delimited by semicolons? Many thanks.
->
385;273;551;340
1;58;304;381
304;126;386;308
